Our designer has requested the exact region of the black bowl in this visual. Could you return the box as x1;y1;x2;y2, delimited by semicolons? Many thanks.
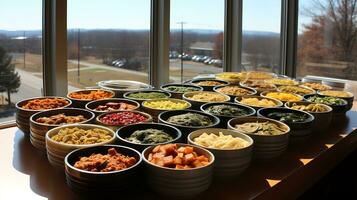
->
284;101;333;132
65;145;142;193
123;90;171;104
189;78;229;91
85;98;140;116
160;83;203;99
30;108;95;152
158;110;220;141
257;107;315;138
116;123;182;152
213;85;257;102
67;89;115;108
200;102;256;128
304;94;348;116
317;90;354;111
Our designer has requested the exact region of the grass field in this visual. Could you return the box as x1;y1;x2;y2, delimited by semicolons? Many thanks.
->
13;53;89;72
68;67;149;88
12;53;219;88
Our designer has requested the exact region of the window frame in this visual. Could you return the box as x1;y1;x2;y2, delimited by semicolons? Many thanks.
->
1;0;299;127
45;0;295;93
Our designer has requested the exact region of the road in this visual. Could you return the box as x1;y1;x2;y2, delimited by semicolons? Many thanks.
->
0;69;79;123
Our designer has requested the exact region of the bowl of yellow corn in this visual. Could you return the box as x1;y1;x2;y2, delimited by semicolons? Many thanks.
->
261;91;303;103
142;98;191;121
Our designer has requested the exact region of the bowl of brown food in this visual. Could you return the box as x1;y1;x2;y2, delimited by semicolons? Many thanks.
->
30;108;95;152
16;96;72;135
182;91;230;109
301;82;332;91
65;145;142;193
239;79;277;94
85;98;140;116
189;78;229;91
67;89;115;108
142;143;214;198
228;117;290;161
213;85;257;102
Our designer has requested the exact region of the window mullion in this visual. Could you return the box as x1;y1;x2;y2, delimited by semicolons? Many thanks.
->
42;0;68;96
150;0;170;87
224;0;243;72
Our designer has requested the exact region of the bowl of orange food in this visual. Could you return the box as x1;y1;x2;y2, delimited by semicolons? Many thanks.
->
67;89;115;108
261;91;303;103
142;143;214;198
15;96;72;135
65;145;142;193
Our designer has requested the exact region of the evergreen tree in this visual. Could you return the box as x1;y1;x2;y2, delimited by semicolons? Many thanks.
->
0;46;21;106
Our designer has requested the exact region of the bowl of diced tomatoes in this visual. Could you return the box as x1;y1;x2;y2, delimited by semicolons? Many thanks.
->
142;143;215;198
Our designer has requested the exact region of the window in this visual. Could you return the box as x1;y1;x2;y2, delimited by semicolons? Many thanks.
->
169;0;224;82
67;0;150;91
242;0;282;73
297;0;357;80
0;0;42;123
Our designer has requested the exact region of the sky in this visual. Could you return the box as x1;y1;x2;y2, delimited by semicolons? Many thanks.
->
0;0;312;33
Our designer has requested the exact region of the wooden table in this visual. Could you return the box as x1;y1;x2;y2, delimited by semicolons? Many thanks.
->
1;111;357;200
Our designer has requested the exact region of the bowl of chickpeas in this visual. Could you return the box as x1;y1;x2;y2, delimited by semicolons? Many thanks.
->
46;124;116;169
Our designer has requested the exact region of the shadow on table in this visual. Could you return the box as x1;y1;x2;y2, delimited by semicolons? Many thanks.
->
11;130;158;200
11;130;81;200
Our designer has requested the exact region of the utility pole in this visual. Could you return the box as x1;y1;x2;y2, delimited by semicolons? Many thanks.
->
177;22;186;83
77;29;80;83
23;31;26;69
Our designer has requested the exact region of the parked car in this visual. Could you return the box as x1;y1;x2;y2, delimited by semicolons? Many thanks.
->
203;57;212;64
111;59;127;68
209;59;222;67
181;54;192;61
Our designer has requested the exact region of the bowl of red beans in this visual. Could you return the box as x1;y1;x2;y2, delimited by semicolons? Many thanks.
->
96;110;153;131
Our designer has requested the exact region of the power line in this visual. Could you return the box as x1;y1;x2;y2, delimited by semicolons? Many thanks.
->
177;21;186;83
